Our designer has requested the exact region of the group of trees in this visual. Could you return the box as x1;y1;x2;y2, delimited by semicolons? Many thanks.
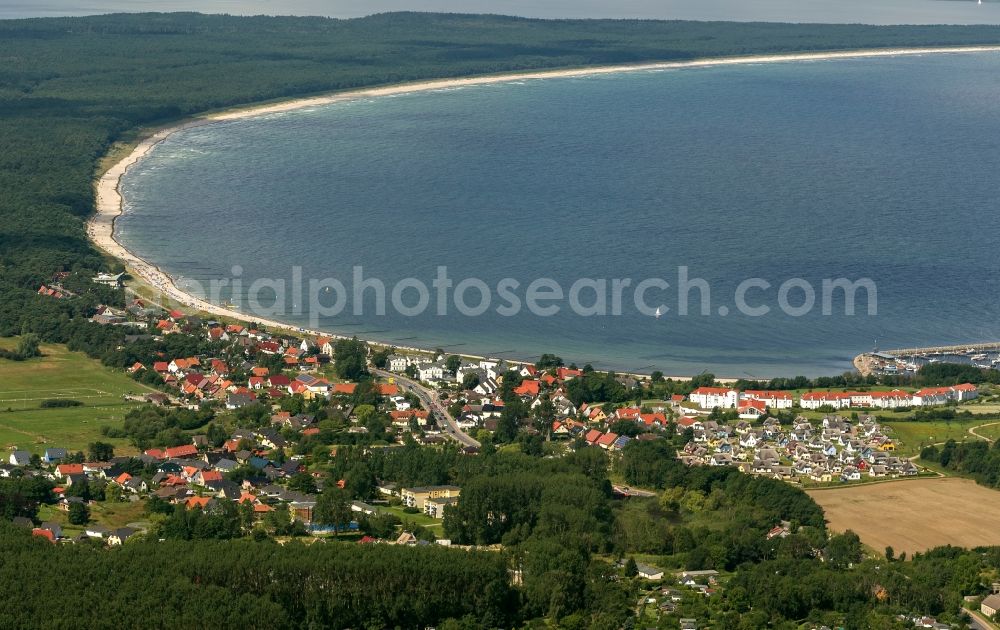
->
564;369;635;406
0;523;517;628
0;333;41;361
106;406;214;450
0;477;54;521
728;361;1000;394
332;337;368;381
922;439;1000;488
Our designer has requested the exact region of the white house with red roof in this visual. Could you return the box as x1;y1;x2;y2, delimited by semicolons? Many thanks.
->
596;432;619;449
737;399;767;420
615;407;642;420
951;383;979;402
799;391;853;410
868;390;913;409
741;390;794;410
912;387;953;406
689;387;739;409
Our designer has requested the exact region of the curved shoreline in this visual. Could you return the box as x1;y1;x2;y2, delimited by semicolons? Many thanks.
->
90;45;1000;378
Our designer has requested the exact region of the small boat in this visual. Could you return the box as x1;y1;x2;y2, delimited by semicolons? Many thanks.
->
654;306;663;319
971;353;987;361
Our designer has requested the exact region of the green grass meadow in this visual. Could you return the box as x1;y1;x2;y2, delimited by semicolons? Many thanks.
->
0;338;154;455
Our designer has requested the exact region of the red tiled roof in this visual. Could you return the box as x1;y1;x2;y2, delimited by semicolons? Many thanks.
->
743;390;793;400
513;380;540;396
186;496;212;510
639;413;666;426
801;391;852;401
596;432;618;447
691;387;736;396
739;399;767;412
164;444;199;458
377;384;399;396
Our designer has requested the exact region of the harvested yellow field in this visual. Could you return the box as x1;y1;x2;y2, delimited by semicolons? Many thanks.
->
808;478;1000;555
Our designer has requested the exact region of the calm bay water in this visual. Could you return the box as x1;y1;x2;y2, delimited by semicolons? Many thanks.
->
118;53;1000;377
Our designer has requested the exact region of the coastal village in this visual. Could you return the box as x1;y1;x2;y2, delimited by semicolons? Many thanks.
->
12;272;1000;628
12;280;986;547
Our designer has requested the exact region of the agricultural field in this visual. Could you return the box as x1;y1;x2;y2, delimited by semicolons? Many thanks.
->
808;478;1000;556
0;338;155;455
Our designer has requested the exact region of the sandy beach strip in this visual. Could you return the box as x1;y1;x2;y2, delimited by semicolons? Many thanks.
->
89;45;1000;377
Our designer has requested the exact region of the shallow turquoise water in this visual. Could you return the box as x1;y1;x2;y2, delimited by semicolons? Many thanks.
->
118;53;1000;377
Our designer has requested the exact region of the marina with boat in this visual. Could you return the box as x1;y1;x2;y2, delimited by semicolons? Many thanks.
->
854;341;1000;376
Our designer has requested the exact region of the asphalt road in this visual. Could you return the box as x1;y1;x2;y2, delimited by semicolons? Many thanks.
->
965;607;996;630
373;368;481;449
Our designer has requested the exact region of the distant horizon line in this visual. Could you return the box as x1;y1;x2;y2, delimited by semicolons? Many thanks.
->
4;8;1000;27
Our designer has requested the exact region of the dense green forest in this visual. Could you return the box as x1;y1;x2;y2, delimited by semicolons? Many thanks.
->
4;442;1000;627
0;522;516;628
922;439;1000;488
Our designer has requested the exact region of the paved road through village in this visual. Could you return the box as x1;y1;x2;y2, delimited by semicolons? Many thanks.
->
373;368;481;449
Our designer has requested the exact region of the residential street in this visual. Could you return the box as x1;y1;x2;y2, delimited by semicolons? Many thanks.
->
373;368;481;448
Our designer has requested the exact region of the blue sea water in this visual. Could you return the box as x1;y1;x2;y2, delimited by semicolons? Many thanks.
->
117;53;1000;377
